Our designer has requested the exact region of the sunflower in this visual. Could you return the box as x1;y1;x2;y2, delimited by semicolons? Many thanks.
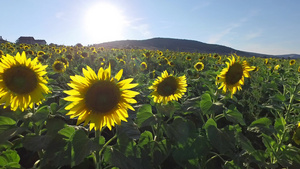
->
157;50;163;56
194;62;204;71
0;52;50;111
149;70;187;104
213;54;219;59
293;122;300;145
168;61;175;67
66;54;73;61
264;59;269;65
216;55;255;98
290;59;296;65
186;55;192;61
140;62;147;71
298;66;300;73
119;59;126;65
37;51;45;57
52;61;66;73
198;55;205;60
159;57;169;65
64;64;139;131
274;65;280;71
25;50;35;56
61;48;67;53
0;50;4;56
81;52;89;58
57;57;69;67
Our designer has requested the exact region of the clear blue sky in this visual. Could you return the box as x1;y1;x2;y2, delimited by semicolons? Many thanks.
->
1;0;299;55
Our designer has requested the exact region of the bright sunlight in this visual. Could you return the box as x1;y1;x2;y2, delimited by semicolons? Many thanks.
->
84;2;126;43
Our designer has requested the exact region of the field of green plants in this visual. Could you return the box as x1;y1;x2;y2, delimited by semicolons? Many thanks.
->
0;42;300;169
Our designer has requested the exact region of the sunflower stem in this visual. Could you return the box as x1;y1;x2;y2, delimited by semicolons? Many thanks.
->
94;130;102;169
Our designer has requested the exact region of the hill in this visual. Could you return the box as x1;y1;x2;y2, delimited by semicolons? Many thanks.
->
94;37;300;59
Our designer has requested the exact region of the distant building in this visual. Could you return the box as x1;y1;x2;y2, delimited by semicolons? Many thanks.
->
16;36;47;45
35;39;47;45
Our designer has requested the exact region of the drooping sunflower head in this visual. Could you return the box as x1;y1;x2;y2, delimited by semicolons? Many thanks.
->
198;55;205;61
149;70;187;104
81;52;89;58
158;57;169;65
264;59;269;65
64;64;139;131
52;61;66;73
37;51;45;57
253;66;259;72
168;61;175;67
216;55;255;98
186;55;192;61
140;62;147;71
25;50;35;56
119;59;126;65
194;62;204;71
0;52;50;111
66;54;73;61
290;59;296;65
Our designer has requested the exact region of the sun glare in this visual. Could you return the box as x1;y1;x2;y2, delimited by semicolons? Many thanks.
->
84;3;126;43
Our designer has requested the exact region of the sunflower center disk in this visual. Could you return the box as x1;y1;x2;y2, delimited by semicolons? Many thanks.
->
196;64;203;69
3;66;38;94
85;81;121;113
54;63;65;71
225;63;243;85
157;76;178;96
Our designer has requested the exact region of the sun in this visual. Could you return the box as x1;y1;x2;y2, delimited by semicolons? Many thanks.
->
84;3;126;43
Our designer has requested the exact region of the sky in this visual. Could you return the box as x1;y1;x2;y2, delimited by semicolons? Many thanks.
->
1;0;299;55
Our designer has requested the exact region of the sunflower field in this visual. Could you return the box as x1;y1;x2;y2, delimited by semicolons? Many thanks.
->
0;42;300;169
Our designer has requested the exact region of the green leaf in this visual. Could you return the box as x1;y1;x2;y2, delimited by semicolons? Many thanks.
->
136;104;156;128
248;117;274;134
50;102;58;114
71;129;100;167
46;117;66;136
23;134;52;151
274;93;286;102
250;117;272;127
0;116;16;126
151;139;171;167
204;118;217;130
200;93;213;115
58;126;76;139
0;149;20;168
138;131;153;148
205;122;235;155
31;105;49;125
172;136;209;168
0;116;23;144
165;117;196;143
225;105;246;126
117;118;140;140
274;117;286;136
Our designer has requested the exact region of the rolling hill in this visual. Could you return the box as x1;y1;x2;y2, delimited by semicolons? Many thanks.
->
94;37;300;59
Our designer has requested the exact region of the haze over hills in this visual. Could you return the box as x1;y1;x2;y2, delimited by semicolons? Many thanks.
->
94;37;300;59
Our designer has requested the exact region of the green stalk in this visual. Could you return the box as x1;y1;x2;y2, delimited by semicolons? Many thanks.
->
93;130;117;169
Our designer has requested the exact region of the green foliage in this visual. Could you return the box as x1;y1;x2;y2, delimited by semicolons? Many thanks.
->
1;43;300;168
